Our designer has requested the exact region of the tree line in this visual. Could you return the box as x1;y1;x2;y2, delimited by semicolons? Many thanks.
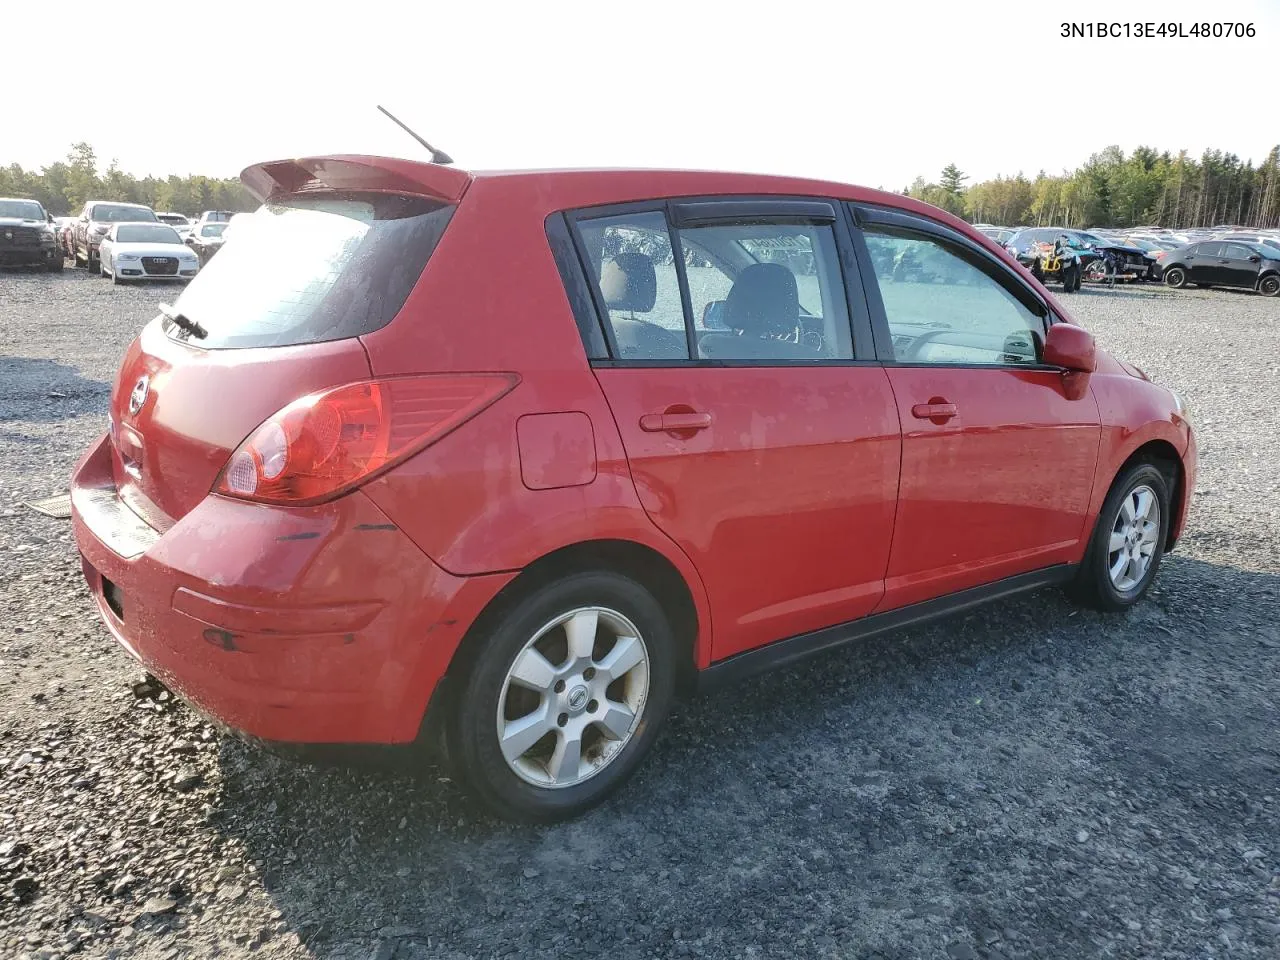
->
908;145;1280;229
0;143;257;217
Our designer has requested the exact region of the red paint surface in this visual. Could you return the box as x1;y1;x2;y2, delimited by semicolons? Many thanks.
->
69;156;1197;746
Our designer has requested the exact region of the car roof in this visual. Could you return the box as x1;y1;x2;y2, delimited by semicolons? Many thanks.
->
238;155;990;238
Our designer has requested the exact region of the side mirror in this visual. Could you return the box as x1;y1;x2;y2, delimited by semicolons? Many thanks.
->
1043;322;1096;372
702;299;728;330
1249;255;1261;262
1044;322;1096;401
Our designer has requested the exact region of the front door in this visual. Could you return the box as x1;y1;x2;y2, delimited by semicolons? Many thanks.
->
1221;243;1262;289
854;213;1102;611
573;204;902;660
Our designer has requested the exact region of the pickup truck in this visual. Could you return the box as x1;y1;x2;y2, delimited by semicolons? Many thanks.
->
72;200;159;271
0;198;63;272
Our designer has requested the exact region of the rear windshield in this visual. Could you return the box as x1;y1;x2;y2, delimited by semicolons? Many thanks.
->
199;223;226;237
166;193;453;349
93;204;157;222
117;224;181;243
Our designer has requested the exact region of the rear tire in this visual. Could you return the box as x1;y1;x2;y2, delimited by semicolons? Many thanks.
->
1069;462;1171;612
1259;274;1280;297
1164;267;1187;288
46;254;64;274
447;571;676;823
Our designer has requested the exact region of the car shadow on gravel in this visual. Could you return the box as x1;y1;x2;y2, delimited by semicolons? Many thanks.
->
0;355;110;423
208;555;1280;959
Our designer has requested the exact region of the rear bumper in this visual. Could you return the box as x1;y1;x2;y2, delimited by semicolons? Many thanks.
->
70;432;514;744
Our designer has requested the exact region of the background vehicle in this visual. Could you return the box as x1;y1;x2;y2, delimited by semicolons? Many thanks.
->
155;212;193;239
70;156;1197;823
1160;240;1280;295
1214;232;1280;252
72;201;159;271
0;198;63;272
98;222;200;284
184;221;227;264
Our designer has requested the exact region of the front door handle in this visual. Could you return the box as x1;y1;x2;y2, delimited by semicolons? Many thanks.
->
911;400;958;422
639;411;713;433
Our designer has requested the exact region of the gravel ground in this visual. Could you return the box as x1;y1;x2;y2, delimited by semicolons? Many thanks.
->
0;269;1277;960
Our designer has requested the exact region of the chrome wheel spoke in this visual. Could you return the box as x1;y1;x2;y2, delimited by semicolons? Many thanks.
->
1108;529;1128;552
1119;495;1137;525
1133;488;1154;522
564;609;599;661
501;708;552;763
509;648;557;693
1108;550;1129;583
546;730;584;784
1138;520;1161;547
596;634;644;684
594;700;636;741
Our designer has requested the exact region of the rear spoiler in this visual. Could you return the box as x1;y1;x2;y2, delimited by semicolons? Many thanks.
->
239;155;473;204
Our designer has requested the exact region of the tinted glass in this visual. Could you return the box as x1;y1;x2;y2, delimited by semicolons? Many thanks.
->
863;227;1044;366
200;224;226;237
576;212;688;361
678;222;852;361
1193;242;1223;258
93;204;157;222
1224;244;1256;260
167;194;453;349
116;224;182;243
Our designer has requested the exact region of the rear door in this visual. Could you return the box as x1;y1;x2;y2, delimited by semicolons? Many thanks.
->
1185;242;1222;283
571;200;902;661
850;205;1101;611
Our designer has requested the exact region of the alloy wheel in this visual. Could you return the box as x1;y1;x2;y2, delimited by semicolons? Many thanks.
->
1107;484;1161;592
496;606;650;789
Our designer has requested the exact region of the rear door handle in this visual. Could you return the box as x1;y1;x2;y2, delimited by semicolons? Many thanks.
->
911;401;958;422
639;411;713;433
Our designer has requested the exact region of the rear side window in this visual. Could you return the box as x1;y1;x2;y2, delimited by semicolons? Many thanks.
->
168;193;453;349
575;212;689;360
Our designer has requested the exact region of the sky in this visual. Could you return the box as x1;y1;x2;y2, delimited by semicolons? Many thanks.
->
5;0;1279;189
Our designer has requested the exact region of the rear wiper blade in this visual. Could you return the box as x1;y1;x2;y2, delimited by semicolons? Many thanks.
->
157;302;207;340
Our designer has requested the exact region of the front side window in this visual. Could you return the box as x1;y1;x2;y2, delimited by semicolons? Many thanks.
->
862;226;1045;366
676;222;852;360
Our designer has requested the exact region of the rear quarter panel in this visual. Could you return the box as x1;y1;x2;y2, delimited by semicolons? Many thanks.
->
356;177;716;665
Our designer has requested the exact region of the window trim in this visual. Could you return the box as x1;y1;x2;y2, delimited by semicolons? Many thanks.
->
669;199;837;228
849;203;1056;369
544;212;609;359
566;196;873;368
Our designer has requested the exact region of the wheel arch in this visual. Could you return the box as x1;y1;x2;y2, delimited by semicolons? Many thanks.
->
420;537;707;753
1112;438;1184;550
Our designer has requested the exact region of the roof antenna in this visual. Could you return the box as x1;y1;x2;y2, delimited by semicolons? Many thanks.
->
376;104;453;165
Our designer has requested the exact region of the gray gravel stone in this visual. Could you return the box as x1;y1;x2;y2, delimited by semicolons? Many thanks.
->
0;275;1278;958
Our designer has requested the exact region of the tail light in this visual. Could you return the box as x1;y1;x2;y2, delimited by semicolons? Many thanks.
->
1156;251;1167;260
215;374;518;505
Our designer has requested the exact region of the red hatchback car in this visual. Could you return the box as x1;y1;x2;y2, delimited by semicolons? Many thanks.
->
71;156;1196;821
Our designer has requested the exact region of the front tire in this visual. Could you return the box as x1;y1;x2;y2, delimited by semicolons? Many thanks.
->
1164;267;1187;288
1070;462;1171;612
46;254;64;273
448;572;676;823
